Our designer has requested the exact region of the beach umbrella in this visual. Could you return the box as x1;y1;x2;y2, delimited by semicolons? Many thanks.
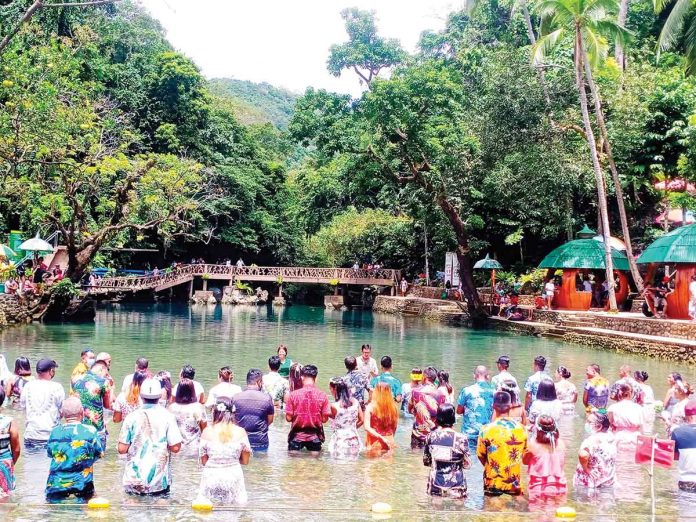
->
0;244;15;258
474;254;503;292
18;233;54;253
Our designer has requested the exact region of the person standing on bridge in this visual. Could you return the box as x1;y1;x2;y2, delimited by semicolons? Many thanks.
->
236;258;245;268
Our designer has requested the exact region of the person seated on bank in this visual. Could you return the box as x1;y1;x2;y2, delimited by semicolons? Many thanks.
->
45;397;103;503
285;364;331;454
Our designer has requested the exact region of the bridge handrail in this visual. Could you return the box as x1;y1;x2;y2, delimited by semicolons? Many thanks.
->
89;264;401;292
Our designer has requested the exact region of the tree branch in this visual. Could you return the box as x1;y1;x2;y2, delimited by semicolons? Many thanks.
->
0;0;121;55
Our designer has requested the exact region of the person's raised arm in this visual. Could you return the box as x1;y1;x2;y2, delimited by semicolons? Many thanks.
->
583;389;589;409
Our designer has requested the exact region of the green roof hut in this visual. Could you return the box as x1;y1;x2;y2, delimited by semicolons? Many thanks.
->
637;223;696;319
538;226;630;310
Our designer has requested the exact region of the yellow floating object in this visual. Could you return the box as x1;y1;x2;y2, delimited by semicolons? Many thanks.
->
87;497;110;509
192;498;214;512
556;506;577;519
371;502;392;514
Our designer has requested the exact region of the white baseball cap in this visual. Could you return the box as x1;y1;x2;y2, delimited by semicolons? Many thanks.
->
140;378;163;399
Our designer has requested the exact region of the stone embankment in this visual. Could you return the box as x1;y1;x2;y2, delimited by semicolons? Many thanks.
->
372;295;469;324
0;294;36;326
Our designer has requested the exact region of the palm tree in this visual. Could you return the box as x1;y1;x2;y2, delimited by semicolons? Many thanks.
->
655;0;696;75
533;0;630;311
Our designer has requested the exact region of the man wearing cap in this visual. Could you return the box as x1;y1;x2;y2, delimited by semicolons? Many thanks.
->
477;391;527;496
457;365;495;452
491;356;518;393
19;358;65;448
70;348;95;392
94;352;114;389
118;378;182;495
671;399;696;492
45;396;104;502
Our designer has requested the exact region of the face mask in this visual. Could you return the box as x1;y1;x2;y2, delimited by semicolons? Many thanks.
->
86;358;95;368
584;423;594;435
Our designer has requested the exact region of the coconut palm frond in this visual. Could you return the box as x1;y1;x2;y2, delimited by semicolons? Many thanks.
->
657;0;692;52
532;28;565;64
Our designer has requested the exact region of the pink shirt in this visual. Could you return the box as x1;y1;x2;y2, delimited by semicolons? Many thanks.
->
525;439;567;495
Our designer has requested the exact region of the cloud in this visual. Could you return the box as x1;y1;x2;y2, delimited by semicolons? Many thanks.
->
138;0;457;96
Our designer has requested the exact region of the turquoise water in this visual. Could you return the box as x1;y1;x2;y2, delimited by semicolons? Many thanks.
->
0;303;694;521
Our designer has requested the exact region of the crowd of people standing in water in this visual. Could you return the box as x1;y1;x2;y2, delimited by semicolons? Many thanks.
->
0;344;695;506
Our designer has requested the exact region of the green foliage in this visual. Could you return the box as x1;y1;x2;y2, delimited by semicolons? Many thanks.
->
207;78;298;129
51;279;80;299
234;279;253;294
308;208;417;270
327;8;406;86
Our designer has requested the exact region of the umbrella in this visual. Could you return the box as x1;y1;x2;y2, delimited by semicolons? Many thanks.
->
474;254;503;270
19;233;54;252
637;223;696;264
0;244;15;258
539;239;630;271
474;254;503;295
592;235;628;251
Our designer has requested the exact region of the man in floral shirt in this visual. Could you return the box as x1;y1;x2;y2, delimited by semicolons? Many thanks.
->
477;391;527;496
71;360;112;450
343;356;371;410
45;397;103;502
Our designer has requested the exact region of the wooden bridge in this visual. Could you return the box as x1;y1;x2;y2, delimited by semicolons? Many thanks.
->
87;264;401;295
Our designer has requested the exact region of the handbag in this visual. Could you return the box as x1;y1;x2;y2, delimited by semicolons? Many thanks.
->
635;435;675;468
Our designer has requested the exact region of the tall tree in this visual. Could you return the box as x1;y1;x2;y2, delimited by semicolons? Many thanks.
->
534;0;630;311
327;8;406;88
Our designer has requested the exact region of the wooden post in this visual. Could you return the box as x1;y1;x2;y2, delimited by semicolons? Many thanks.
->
391;285;395;296
334;285;339;296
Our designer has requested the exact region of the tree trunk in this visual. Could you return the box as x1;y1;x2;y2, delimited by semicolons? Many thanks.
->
615;0;630;71
576;30;618;312
582;53;644;292
435;194;486;321
522;3;552;107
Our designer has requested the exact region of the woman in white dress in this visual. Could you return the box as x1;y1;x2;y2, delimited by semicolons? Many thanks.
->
554;366;578;416
607;383;644;451
199;398;251;505
168;378;207;452
328;378;363;459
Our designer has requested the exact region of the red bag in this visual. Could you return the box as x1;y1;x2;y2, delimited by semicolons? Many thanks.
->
635;435;675;469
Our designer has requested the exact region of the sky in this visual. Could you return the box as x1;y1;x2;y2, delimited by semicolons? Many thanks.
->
138;0;460;96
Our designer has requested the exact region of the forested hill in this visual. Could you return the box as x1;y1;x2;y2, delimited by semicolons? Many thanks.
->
208;78;298;129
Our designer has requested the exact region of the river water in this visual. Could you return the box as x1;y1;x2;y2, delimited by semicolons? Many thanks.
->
0;303;694;521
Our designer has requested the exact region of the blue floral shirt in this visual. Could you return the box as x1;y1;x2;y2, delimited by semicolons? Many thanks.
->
46;421;103;495
524;371;550;403
457;381;495;441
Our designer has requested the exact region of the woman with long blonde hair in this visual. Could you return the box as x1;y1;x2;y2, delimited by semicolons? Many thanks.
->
112;371;146;423
198;398;251;505
364;382;398;456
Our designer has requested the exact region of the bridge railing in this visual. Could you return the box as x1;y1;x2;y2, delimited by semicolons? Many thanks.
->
89;264;401;292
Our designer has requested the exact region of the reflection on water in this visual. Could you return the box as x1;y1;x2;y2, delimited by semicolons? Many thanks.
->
0;303;694;520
